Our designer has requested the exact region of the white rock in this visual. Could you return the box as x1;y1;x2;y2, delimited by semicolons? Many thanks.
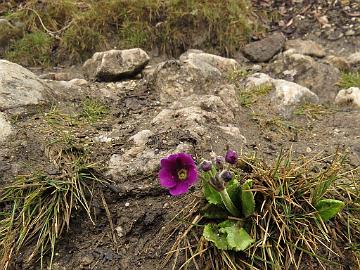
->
272;79;319;107
347;52;360;66
245;73;273;88
335;87;360;108
180;50;240;77
0;112;12;142
83;48;150;81
0;60;50;110
129;130;153;146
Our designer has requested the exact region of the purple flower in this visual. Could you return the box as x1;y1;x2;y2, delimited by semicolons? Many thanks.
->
225;150;238;164
200;160;212;172
219;170;233;182
215;156;225;169
159;153;198;196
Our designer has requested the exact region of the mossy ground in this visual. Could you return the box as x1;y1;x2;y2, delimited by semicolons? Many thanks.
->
2;0;262;66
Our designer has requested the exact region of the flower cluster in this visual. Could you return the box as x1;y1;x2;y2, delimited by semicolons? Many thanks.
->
159;149;238;196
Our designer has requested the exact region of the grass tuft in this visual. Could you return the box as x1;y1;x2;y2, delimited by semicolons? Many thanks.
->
239;83;273;108
5;31;54;66
81;98;109;123
337;72;360;89
163;151;360;269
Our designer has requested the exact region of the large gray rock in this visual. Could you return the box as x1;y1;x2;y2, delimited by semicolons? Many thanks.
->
242;32;286;62
269;51;340;101
83;48;150;81
0;60;50;110
285;39;326;58
335;87;360;108
0;112;12;142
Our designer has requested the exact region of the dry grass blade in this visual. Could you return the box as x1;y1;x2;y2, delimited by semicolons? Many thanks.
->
0;144;106;269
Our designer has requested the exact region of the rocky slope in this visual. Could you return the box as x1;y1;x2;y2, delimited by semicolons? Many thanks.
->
0;35;359;269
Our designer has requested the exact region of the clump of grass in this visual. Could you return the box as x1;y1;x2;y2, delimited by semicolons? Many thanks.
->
5;31;53;66
81;98;109;123
239;83;273;107
0;140;106;269
4;0;261;64
294;103;335;121
163;151;360;269
227;68;251;83
337;72;360;89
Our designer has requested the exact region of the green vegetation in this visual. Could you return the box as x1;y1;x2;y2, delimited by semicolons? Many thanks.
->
338;72;360;89
5;32;54;66
294;103;335;121
0;100;111;269
0;147;105;269
239;83;273;107
81;98;109;123
2;0;260;65
164;151;360;269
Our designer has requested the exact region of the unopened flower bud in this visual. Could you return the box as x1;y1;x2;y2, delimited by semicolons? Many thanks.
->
215;156;225;169
209;176;225;192
200;160;212;172
219;170;233;182
225;150;238;165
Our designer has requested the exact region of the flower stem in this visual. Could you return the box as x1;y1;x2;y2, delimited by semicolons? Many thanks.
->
219;189;240;217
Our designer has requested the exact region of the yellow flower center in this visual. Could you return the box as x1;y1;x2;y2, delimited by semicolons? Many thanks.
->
177;169;188;181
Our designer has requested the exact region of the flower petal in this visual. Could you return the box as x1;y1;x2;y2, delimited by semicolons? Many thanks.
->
176;153;195;167
169;181;190;196
186;166;198;185
159;168;177;188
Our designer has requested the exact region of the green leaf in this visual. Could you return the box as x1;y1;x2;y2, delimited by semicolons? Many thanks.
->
315;199;345;221
220;223;255;251
203;179;222;205
241;179;255;218
312;175;338;204
201;204;229;219
203;224;229;250
227;178;241;207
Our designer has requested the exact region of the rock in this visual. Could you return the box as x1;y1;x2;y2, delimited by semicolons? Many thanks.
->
324;55;350;71
39;72;75;81
179;50;240;77
285;39;326;58
83;48;150;81
271;80;319;115
0;60;51;110
269;51;340;101
347;52;360;66
0;112;12;142
245;73;273;88
242;32;286;62
335;87;360;108
129;130;154;146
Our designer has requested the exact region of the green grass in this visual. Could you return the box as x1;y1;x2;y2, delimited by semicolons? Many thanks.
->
81;98;109;123
163;151;360;269
338;72;360;89
0;152;105;269
294;103;335;121
5;32;54;66
239;83;273;107
3;0;261;65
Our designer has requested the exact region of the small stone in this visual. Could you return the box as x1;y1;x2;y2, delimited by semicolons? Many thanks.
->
285;39;326;58
335;87;360;108
242;32;286;62
125;202;130;207
345;29;355;36
306;147;312;153
115;226;124;237
0;112;12;142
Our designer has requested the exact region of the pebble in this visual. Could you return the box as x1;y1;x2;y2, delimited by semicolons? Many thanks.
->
125;202;130;207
